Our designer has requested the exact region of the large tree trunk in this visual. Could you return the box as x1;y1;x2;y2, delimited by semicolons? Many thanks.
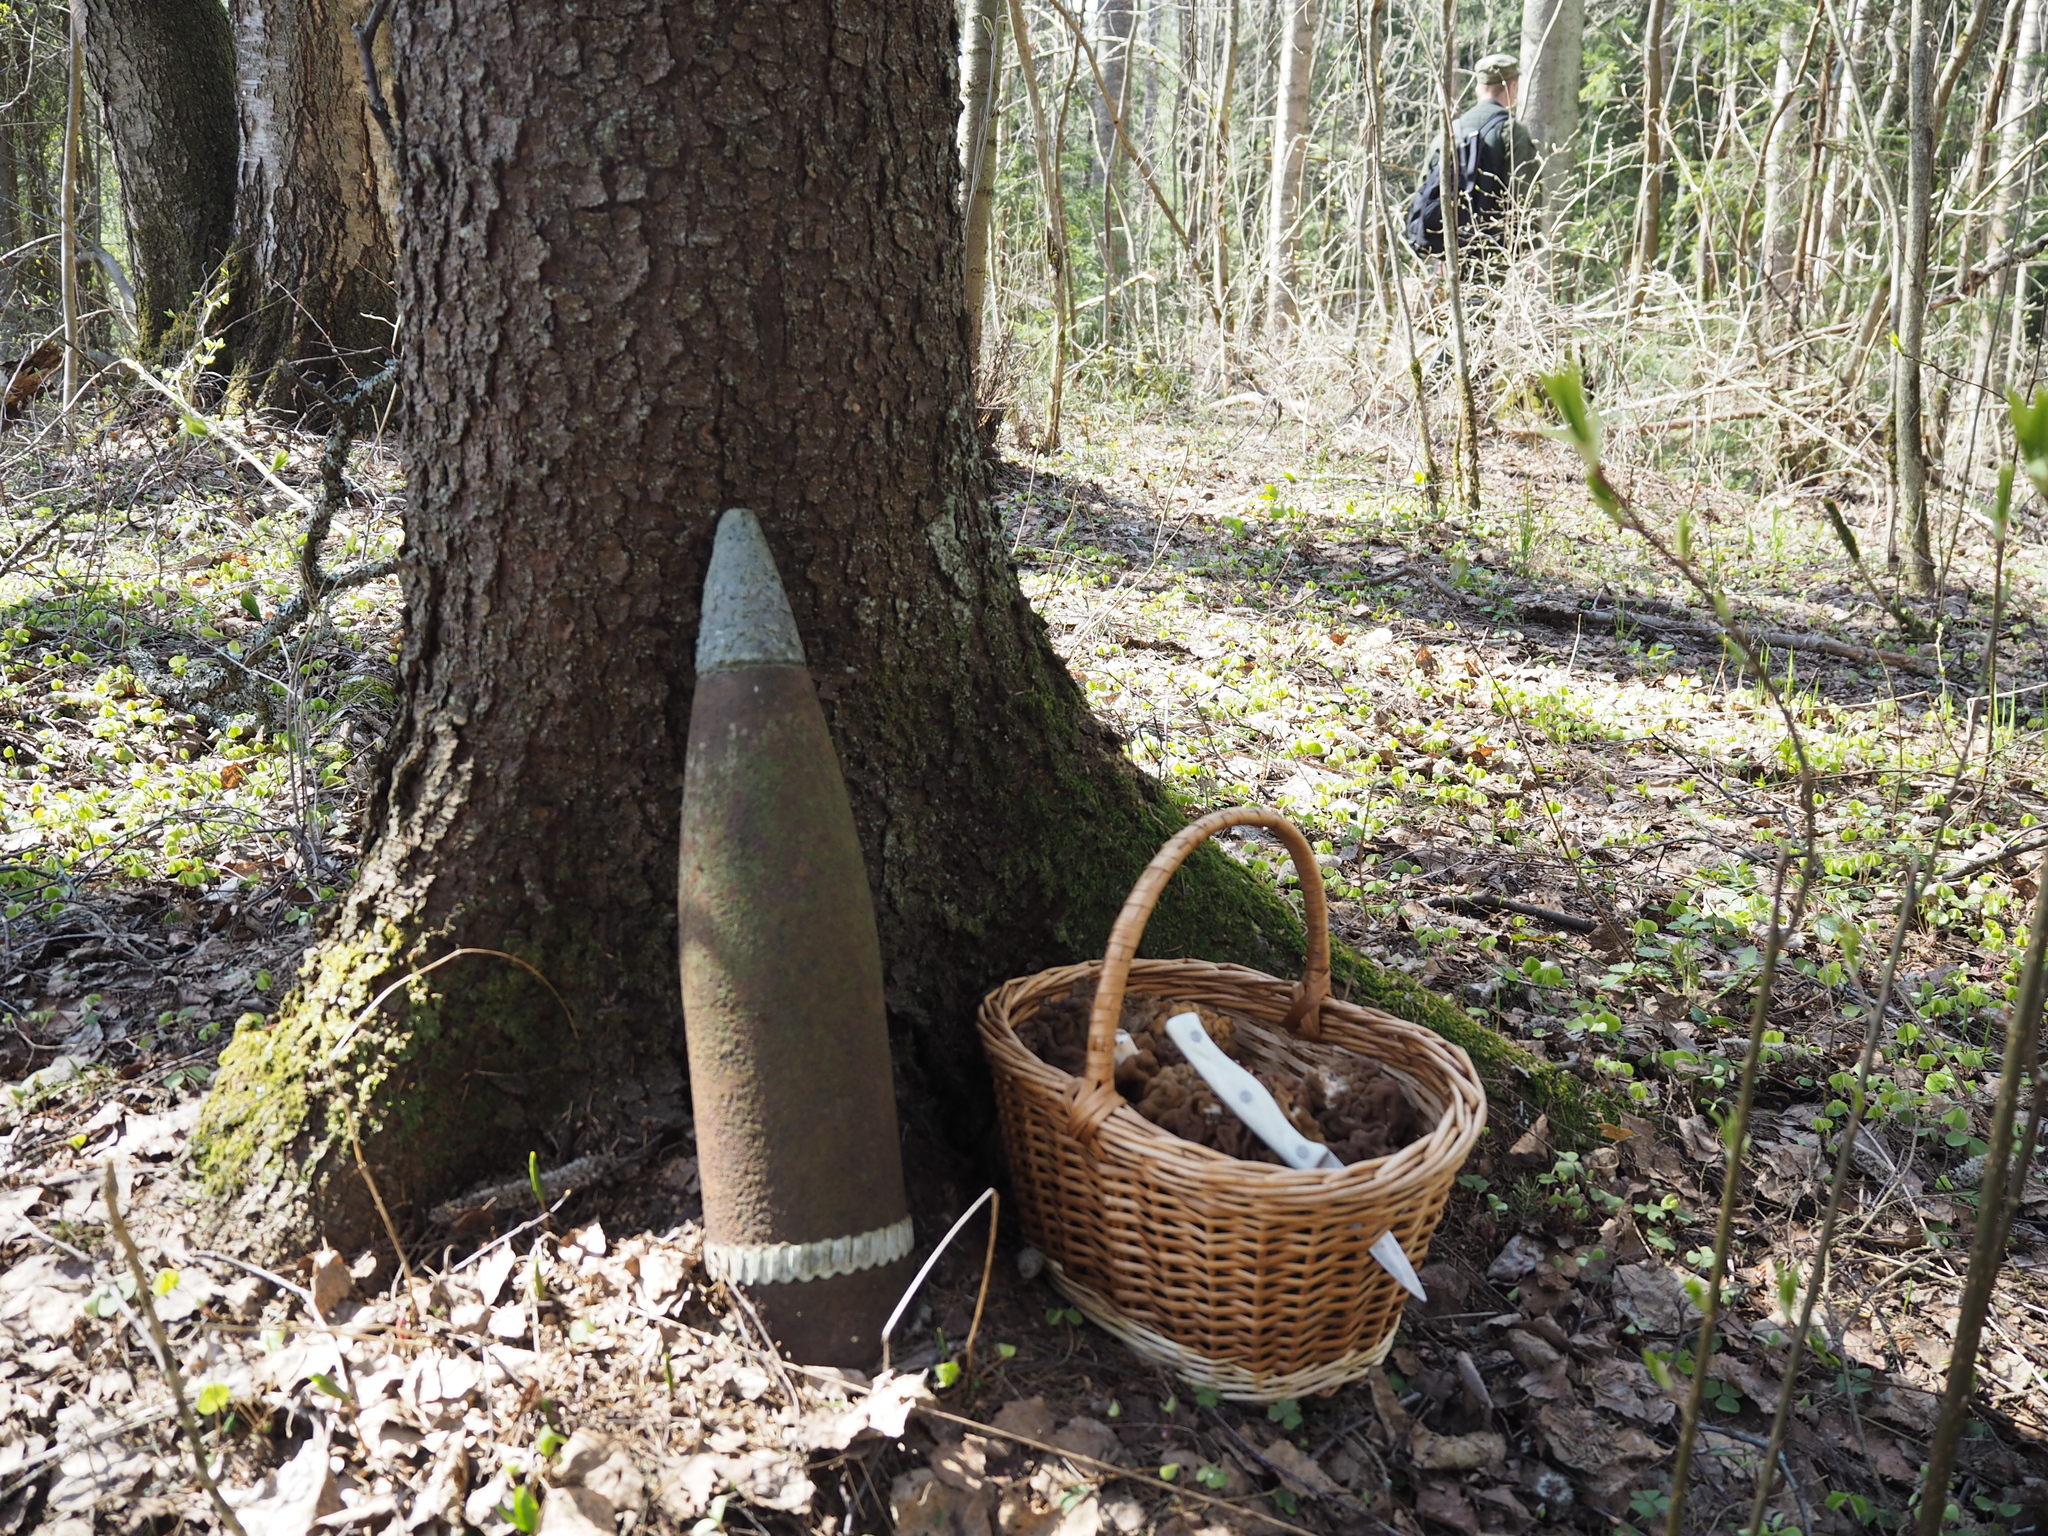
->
80;0;237;358
1262;0;1314;332
224;0;397;402
194;0;1576;1256
959;0;1003;367
1515;0;1582;230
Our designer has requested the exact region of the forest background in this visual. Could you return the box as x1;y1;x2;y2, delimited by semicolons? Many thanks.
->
4;0;2048;1532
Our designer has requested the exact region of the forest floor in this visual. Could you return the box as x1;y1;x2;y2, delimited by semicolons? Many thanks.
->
4;387;2048;1536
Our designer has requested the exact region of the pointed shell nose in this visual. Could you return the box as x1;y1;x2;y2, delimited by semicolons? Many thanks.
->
697;509;807;674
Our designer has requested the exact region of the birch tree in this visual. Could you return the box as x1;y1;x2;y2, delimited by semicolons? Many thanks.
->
1264;0;1316;330
1515;0;1582;230
225;0;396;402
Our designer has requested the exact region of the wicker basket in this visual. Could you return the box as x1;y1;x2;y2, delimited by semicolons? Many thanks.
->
979;806;1486;1402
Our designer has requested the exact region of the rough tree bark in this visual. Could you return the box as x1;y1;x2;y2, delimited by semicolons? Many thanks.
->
80;0;237;358
195;0;1580;1255
1515;0;1582;232
959;0;1003;366
224;0;397;402
1263;0;1315;331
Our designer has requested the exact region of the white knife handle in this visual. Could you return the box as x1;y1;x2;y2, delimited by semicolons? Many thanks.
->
1163;1013;1341;1170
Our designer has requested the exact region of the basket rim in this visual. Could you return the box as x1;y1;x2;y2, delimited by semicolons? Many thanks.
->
979;955;1485;1194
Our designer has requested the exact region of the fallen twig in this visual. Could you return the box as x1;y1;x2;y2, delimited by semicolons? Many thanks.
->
1518;599;1937;676
1936;829;2048;885
0;1406;176;1501
193;1248;316;1308
1432;892;1598;935
103;1162;249;1536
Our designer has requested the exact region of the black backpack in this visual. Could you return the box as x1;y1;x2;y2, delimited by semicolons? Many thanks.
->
1404;104;1513;255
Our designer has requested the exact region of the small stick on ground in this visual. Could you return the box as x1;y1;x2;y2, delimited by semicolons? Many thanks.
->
351;1130;418;1307
721;1282;801;1404
102;1162;249;1536
962;1191;1001;1383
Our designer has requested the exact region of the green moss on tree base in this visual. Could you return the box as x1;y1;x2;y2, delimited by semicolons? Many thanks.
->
1329;944;1613;1145
193;918;648;1255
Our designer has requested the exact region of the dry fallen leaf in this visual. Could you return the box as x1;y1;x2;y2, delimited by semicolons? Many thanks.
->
307;1248;354;1316
990;1395;1059;1442
1535;1403;1667;1495
535;1485;614;1536
1260;1436;1341;1496
1609;1261;1702;1335
1506;1115;1553;1168
1408;1425;1505;1473
1584;1356;1676;1426
231;1429;342;1536
1415;1480;1479;1536
1486;1232;1545;1282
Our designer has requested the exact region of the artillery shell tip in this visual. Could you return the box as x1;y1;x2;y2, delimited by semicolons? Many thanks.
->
697;507;807;674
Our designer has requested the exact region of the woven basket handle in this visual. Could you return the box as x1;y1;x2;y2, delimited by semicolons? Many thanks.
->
1067;806;1331;1143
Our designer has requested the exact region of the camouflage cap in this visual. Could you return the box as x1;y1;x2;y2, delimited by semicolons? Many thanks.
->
1472;51;1521;83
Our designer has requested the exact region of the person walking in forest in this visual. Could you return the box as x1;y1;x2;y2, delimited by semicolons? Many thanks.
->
1404;52;1538;270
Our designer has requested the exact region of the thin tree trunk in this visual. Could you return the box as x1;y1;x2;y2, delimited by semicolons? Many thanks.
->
959;0;1003;367
1354;0;1433;494
1263;0;1315;332
1439;0;1478;511
1092;0;1134;340
1954;0;2024;288
193;0;1495;1256
1946;0;2025;501
1760;24;1803;320
1963;0;2042;475
1819;0;1869;298
1090;0;1135;169
1517;0;1583;235
1932;0;2000;128
80;0;238;359
1896;0;1936;591
1211;0;1239;349
1790;37;1833;313
1629;0;1669;303
1873;0;1908;128
0;19;61;311
225;0;397;404
1353;0;1391;342
1007;0;1073;448
59;0;81;403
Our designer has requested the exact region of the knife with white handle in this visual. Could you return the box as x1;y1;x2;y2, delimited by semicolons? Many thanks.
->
1164;1011;1339;1171
1162;1012;1427;1301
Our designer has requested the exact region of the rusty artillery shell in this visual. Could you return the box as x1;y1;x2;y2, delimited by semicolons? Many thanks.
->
679;508;911;1366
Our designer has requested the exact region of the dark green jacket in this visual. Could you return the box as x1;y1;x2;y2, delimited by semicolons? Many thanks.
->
1449;99;1538;244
